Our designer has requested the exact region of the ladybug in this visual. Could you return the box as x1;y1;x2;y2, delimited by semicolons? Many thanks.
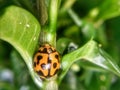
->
33;44;60;79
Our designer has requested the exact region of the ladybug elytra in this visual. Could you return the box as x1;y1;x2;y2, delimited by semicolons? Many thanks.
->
33;44;60;79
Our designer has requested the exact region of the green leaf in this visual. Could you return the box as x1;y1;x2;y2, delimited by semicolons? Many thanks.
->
58;40;120;83
14;0;35;14
0;82;15;90
36;0;48;25
0;5;42;87
96;0;120;20
84;71;112;90
56;38;71;55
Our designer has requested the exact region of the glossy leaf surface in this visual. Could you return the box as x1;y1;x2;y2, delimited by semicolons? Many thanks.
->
58;40;120;83
0;5;42;87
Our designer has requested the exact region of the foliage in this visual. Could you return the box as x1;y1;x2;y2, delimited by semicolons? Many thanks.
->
0;0;120;90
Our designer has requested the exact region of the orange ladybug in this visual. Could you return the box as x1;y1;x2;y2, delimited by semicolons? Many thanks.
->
33;44;60;79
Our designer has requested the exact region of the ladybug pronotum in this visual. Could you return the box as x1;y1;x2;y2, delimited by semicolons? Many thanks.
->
33;44;60;79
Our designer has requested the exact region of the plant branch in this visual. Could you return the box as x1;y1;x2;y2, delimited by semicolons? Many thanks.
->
49;0;59;33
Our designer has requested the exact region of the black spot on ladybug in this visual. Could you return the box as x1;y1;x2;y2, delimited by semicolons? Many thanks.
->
38;50;41;53
41;63;46;70
55;54;59;59
37;55;42;64
42;48;47;53
37;55;42;60
48;68;51;77
48;48;53;53
54;69;59;75
48;57;52;63
34;62;36;67
53;63;57;68
37;70;44;76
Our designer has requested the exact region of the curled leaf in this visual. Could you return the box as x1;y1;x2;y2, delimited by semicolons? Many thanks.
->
0;5;42;87
59;40;120;83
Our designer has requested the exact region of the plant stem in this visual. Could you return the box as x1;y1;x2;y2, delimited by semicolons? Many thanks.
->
46;0;59;47
36;0;48;25
39;0;60;47
45;81;58;90
49;0;59;33
41;0;60;90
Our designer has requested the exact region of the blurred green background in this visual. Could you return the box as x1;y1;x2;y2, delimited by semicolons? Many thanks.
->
0;0;120;90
